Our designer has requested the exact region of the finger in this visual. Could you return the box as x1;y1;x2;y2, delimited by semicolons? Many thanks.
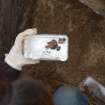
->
30;60;40;64
24;59;40;65
11;28;37;55
14;28;37;45
23;28;37;35
16;28;37;40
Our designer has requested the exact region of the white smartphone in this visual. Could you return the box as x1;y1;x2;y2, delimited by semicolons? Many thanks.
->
23;34;69;61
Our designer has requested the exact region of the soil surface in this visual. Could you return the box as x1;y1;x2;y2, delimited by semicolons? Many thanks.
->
1;0;105;92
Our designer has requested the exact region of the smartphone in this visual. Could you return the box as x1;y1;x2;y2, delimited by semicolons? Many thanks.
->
23;34;69;61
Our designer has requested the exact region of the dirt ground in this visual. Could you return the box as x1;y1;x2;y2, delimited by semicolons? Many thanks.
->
20;0;105;91
1;0;105;91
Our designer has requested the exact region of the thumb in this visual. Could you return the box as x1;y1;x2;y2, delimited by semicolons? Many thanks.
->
23;59;40;65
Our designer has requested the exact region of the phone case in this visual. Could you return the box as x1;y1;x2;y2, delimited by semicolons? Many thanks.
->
23;34;69;61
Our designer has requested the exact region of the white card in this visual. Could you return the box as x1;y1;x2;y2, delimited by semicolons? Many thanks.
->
23;34;69;61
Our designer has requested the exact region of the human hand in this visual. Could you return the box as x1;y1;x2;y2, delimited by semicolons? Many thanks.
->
5;28;40;70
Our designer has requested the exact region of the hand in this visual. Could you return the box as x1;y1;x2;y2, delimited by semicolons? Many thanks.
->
5;28;40;71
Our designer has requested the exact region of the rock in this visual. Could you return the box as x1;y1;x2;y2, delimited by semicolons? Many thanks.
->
79;0;105;16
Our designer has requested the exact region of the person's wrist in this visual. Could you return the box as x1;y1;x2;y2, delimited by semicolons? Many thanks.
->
4;54;22;71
